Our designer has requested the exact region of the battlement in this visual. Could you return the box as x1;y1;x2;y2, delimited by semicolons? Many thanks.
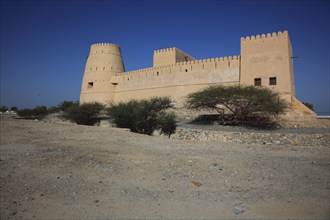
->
153;47;196;66
154;47;176;53
116;55;239;77
91;43;120;48
89;43;122;55
241;30;288;41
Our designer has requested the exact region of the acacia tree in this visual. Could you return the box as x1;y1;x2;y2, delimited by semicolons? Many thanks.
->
187;85;288;126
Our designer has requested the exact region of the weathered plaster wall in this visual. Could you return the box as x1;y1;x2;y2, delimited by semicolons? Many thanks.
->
240;31;295;99
80;43;124;104
112;56;240;106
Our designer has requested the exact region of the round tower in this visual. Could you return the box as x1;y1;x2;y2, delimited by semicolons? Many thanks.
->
80;43;125;104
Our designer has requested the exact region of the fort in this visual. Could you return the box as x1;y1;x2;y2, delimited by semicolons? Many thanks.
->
80;30;315;116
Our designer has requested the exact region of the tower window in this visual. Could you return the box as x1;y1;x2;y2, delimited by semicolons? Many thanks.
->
254;78;261;86
269;77;277;85
88;82;94;88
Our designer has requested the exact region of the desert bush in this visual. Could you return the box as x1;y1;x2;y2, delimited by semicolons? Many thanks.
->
58;100;78;112
156;111;177;137
47;106;60;114
16;105;48;120
302;102;314;111
63;102;104;125
187;85;288;127
10;106;18;112
106;97;177;136
0;106;8;113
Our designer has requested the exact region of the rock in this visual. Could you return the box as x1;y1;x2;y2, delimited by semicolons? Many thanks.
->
191;180;202;187
208;163;223;171
234;202;249;214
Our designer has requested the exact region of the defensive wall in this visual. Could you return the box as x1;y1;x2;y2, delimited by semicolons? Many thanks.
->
79;31;316;116
111;55;239;106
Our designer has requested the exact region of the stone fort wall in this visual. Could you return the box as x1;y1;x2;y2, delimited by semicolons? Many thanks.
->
111;55;240;106
79;31;316;116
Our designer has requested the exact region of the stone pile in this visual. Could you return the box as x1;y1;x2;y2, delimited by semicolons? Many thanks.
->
162;127;329;147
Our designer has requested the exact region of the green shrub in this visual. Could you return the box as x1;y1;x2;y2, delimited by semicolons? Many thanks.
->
58;100;78;112
63;102;104;125
10;106;18;112
187;85;288;127
302;102;314;111
16;105;49;120
156;111;177;137
106;97;177;136
47;106;60;114
0;106;8;113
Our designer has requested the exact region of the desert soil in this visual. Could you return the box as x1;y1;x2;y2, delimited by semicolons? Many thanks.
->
0;117;329;219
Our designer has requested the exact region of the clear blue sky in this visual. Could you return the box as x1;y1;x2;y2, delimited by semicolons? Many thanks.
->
1;0;329;114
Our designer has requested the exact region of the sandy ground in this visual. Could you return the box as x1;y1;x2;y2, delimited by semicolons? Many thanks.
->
0;117;329;219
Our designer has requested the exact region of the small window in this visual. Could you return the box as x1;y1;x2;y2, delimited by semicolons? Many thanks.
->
157;72;159;76
254;78;261;86
269;77;277;85
88;82;94;88
185;69;188;72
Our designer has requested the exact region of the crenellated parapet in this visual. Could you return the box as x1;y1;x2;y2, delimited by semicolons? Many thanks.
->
241;30;288;42
154;47;176;53
115;55;240;78
89;43;122;55
91;43;121;47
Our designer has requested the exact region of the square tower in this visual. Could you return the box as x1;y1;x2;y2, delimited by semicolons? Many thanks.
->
240;31;295;100
153;47;195;67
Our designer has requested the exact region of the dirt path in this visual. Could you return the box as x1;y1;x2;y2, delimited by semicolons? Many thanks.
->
1;118;329;219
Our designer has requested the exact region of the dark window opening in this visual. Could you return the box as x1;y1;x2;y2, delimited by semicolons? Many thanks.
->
88;82;94;88
254;78;261;86
185;69;188;72
157;72;159;76
111;82;118;85
269;77;277;85
228;61;230;67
